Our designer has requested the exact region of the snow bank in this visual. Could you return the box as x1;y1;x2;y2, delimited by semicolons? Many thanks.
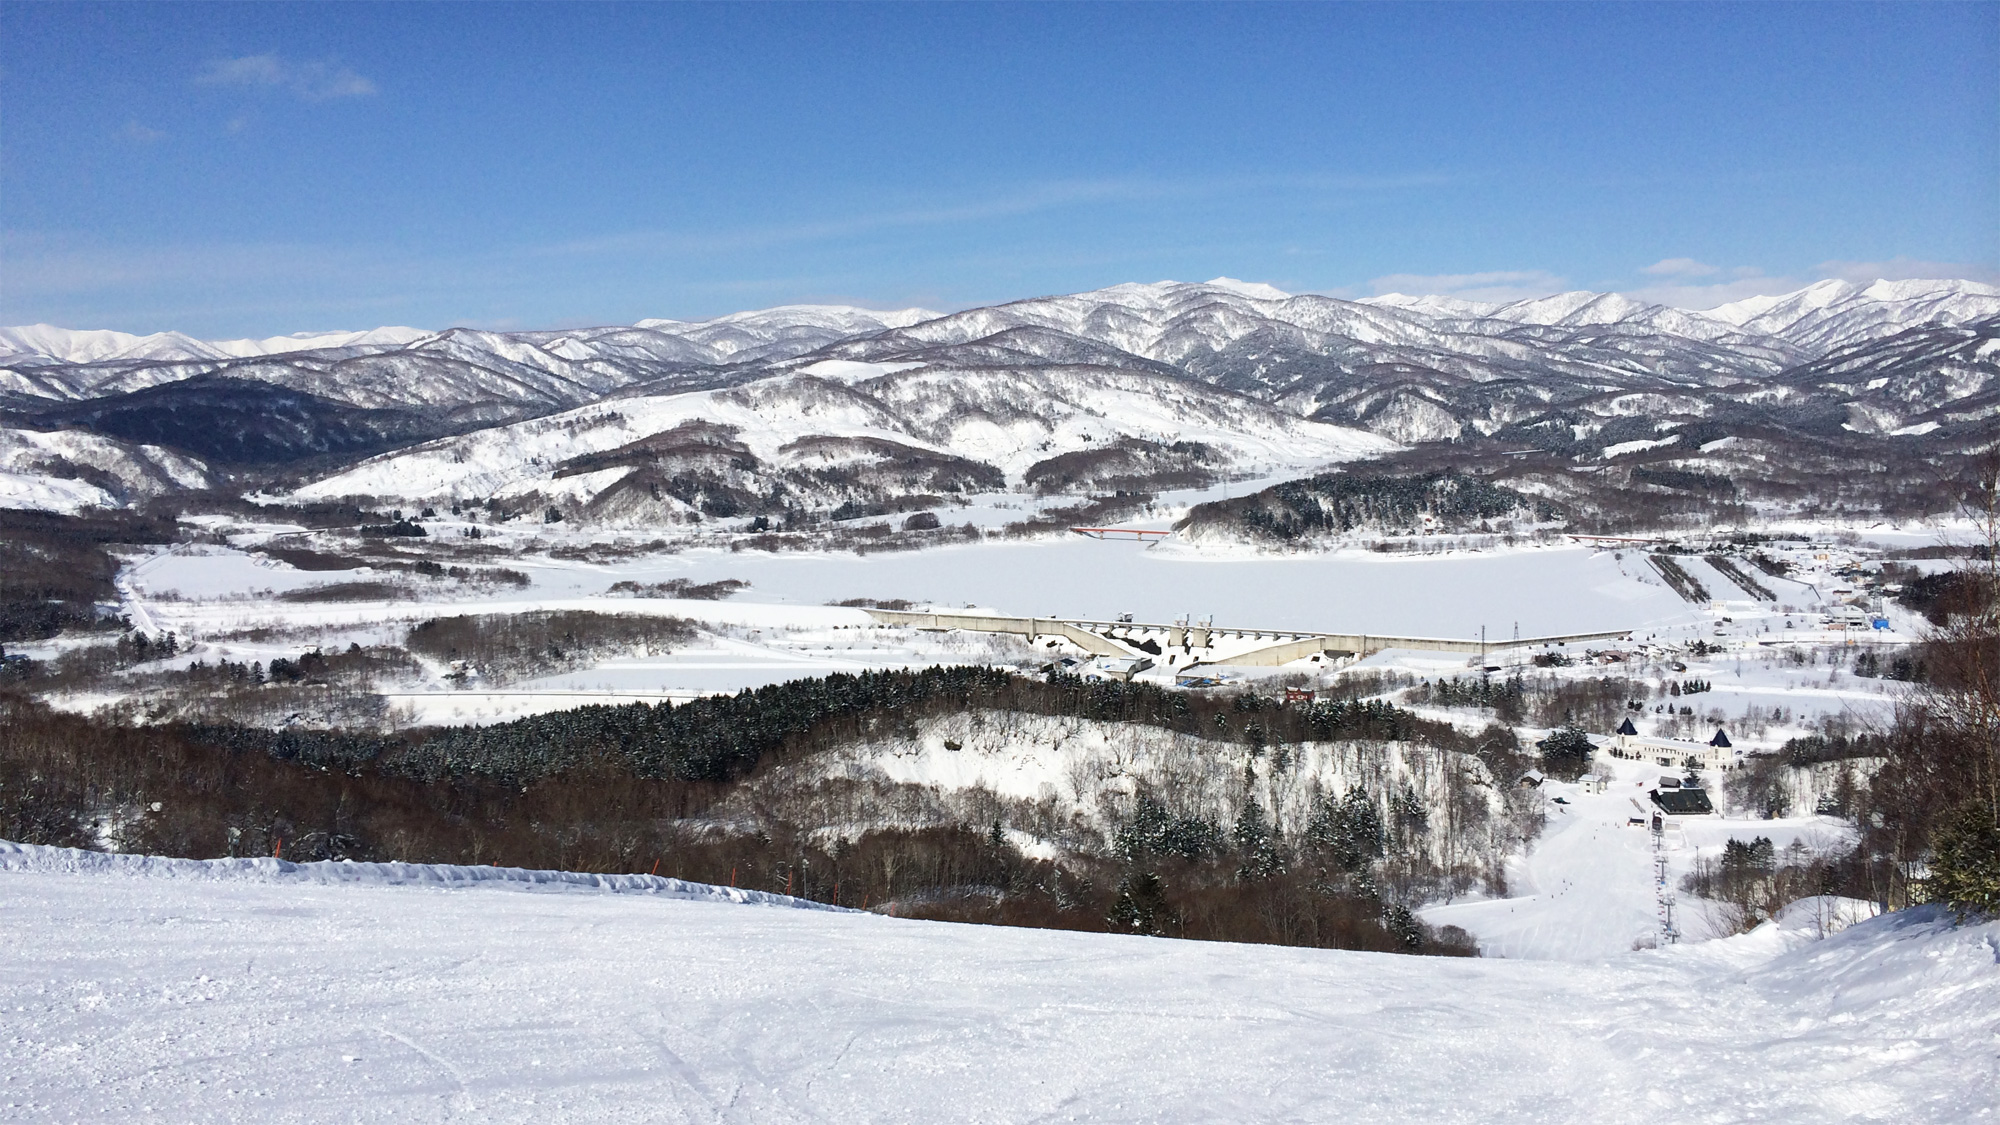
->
0;840;847;912
1766;894;1883;940
795;358;925;383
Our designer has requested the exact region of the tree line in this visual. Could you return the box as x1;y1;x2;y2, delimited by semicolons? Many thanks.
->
1181;468;1553;543
0;666;1500;955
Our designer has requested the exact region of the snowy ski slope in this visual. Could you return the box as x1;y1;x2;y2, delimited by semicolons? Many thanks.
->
3;840;1994;1123
1420;751;1859;960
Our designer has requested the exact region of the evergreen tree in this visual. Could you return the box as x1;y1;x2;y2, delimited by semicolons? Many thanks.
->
1389;783;1429;853
1925;803;2000;916
1233;801;1283;879
1382;903;1425;951
1108;871;1169;935
1540;724;1594;780
1306;786;1384;874
1116;795;1223;863
1721;835;1775;877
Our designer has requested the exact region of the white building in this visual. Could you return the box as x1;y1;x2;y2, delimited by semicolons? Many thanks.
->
1605;731;1741;772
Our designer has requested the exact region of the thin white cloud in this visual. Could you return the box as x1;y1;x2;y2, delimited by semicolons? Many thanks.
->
196;54;377;101
1624;257;2000;309
119;120;168;144
1369;255;1999;314
1621;275;1801;310
1639;257;1718;278
1815;257;2000;286
540;173;1456;262
199;54;285;87
1366;270;1568;304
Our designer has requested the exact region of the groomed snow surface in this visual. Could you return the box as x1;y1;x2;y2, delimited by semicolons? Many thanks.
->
5;840;1996;1123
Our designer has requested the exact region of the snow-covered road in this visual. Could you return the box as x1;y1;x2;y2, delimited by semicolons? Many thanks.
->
4;843;1994;1123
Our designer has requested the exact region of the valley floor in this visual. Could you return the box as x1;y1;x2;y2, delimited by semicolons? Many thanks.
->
3;842;1993;1124
51;532;1916;734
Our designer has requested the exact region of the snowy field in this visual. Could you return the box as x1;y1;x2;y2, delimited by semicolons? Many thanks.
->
4;841;1994;1124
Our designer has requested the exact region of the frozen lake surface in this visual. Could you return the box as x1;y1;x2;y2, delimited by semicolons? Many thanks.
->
564;540;1701;639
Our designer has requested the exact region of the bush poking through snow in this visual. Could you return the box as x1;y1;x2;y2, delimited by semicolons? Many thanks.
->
1924;802;2000;917
604;578;748;600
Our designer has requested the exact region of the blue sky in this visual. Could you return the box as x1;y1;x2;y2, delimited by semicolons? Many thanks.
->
3;2;1995;336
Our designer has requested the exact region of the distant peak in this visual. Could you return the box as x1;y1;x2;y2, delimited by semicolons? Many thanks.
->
1200;277;1292;301
640;305;942;331
1360;293;1503;317
1860;277;2000;301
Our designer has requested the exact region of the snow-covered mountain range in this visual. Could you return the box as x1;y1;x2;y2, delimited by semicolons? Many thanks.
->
1;277;1993;513
291;362;1395;514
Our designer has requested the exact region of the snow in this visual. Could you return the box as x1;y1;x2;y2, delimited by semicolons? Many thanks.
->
659;540;1691;638
0;841;845;909
1600;434;1681;459
0;426;214;512
767;709;1511;880
638;303;940;334
290;366;1395;504
0;323;427;365
1706;280;1860;325
4;838;1995;1123
1359;292;1504;318
1421;750;1858;960
1198;275;1291;301
104;529;1931;727
94;543;1061;721
1491;290;1653;327
794;359;926;383
0;469;114;514
1702;278;2000;352
123;546;348;599
84;526;1929;735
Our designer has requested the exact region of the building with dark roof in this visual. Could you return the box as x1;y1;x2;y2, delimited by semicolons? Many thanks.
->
1651;787;1715;815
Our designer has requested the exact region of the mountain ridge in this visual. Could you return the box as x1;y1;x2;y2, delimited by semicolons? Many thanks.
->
9;276;1992;368
2;276;1994;515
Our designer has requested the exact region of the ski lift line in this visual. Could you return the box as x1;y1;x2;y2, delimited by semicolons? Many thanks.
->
1651;815;1680;945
